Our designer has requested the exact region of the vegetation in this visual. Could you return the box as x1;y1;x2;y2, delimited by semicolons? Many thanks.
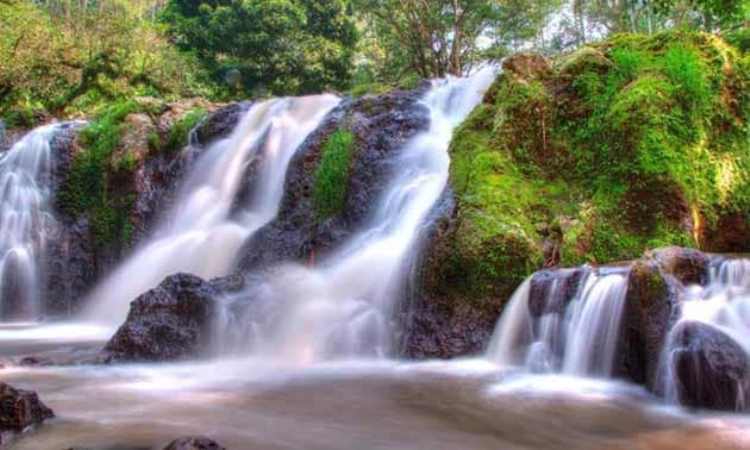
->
313;129;355;219
0;0;215;126
443;31;750;299
352;0;562;83
161;0;357;96
154;107;207;153
58;100;139;245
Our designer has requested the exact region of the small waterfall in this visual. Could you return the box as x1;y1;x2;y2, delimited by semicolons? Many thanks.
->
660;257;750;409
486;267;630;377
84;95;340;325
223;67;497;363
0;124;66;320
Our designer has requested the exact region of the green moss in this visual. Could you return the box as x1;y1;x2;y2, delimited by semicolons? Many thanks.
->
443;31;750;297
161;108;207;153
313;129;355;219
58;100;139;246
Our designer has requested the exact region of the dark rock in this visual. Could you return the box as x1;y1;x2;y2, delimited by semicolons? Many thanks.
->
671;321;749;411
195;102;251;146
397;189;504;358
615;259;676;389
649;246;709;286
102;273;221;362
527;268;586;317
19;356;53;367
238;87;430;273
164;436;226;450
0;382;54;446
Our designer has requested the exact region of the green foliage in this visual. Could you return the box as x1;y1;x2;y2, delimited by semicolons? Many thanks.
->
161;0;357;96
446;31;750;295
353;0;561;81
312;129;355;218
159;108;207;153
0;1;217;124
58;100;138;246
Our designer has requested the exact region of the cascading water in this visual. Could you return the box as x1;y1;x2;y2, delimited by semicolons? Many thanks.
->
486;266;630;377
0;124;67;320
222;67;497;363
660;257;750;409
84;95;340;325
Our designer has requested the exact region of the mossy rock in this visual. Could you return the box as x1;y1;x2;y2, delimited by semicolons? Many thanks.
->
416;31;750;359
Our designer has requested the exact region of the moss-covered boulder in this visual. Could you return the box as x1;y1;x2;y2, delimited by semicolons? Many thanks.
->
412;31;750;358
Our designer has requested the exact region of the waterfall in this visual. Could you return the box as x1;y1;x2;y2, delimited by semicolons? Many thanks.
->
486;266;630;377
223;67;497;363
0;124;66;320
660;257;750;409
84;95;340;326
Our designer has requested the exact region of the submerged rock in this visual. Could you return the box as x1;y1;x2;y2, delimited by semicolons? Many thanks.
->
102;273;222;362
671;321;749;411
0;382;54;445
164;436;226;450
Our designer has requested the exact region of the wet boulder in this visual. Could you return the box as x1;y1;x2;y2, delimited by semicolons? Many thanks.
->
671;321;749;411
102;273;222;362
194;102;251;145
0;382;54;445
164;436;226;450
616;260;674;388
527;267;586;317
649;246;709;286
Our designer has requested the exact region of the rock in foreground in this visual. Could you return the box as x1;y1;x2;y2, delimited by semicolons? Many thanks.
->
102;273;222;362
671;321;749;411
0;382;54;445
164;436;226;450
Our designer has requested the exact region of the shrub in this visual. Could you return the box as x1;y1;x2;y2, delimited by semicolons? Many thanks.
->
58;100;139;245
312;129;355;218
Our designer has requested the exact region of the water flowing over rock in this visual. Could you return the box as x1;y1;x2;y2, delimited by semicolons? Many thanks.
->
102;273;234;362
0;123;82;319
658;256;750;411
237;88;430;272
84;95;340;326
0;382;54;446
220;68;497;362
485;246;750;412
669;321;749;411
486;266;630;376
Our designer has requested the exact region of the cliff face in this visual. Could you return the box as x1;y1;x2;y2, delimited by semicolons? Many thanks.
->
407;31;750;358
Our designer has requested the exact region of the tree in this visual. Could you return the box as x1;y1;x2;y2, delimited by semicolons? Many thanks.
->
353;0;562;80
161;0;357;95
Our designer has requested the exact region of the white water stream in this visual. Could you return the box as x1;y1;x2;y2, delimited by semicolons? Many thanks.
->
487;267;630;377
221;67;497;363
0;124;66;320
660;257;750;409
83;95;339;326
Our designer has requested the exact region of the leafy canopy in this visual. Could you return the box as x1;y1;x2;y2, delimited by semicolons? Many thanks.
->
162;0;358;95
